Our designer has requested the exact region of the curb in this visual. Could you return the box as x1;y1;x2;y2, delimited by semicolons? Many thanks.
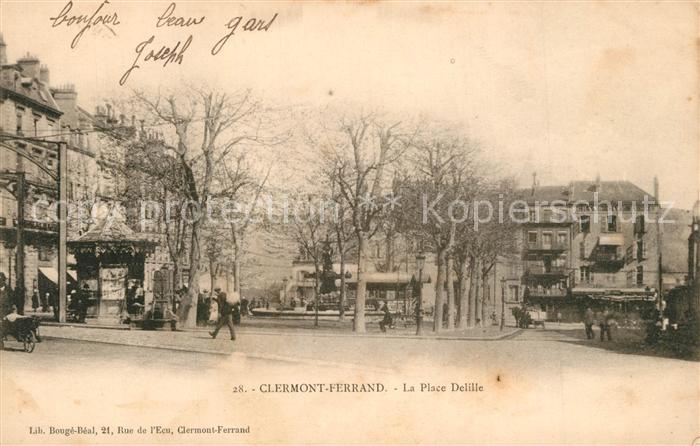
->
40;335;395;373
42;322;521;341
42;322;130;330
41;335;230;356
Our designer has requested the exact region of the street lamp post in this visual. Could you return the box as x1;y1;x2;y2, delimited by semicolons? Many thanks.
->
500;278;506;331
282;277;288;306
415;250;425;336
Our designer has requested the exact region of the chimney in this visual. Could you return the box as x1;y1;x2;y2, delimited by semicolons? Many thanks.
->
39;64;50;84
653;176;659;203
531;172;537;196
0;33;7;65
17;52;41;79
52;84;78;121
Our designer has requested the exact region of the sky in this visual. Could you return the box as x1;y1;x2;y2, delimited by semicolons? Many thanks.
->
1;1;698;210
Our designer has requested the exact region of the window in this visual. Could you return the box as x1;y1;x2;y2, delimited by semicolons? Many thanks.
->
626;245;633;264
580;266;592;283
636;265;644;285
634;215;645;234
636;239;645;262
542;232;552;248
509;285;519;302
579;215;590;233
606;215;618;232
16;111;23;134
528;231;538;244
557;232;567;246
529;209;537;223
38;247;52;262
33;117;39;136
579;241;586;260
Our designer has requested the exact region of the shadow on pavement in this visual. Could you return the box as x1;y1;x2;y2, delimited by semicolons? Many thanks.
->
550;327;699;362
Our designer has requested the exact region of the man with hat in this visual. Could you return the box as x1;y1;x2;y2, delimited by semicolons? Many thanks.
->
209;291;236;341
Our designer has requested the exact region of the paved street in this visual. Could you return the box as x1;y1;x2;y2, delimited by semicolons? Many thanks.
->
2;327;698;444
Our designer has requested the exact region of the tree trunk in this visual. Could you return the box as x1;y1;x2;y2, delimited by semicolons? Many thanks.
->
313;262;320;327
386;232;394;272
179;219;201;328
481;268;489;325
353;233;367;332
446;252;455;330
458;256;470;329
209;259;216;297
173;261;182;290
473;261;481;327
434;247;447;332
232;242;241;294
338;247;346;321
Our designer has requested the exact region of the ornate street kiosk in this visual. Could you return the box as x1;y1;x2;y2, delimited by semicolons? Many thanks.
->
67;217;156;325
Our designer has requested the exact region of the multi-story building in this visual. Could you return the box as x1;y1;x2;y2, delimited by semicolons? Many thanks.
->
0;41;65;308
0;35;172;315
510;176;691;321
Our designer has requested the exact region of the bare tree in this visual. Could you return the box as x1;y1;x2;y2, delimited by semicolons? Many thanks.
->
317;112;413;333
124;88;273;328
396;128;478;331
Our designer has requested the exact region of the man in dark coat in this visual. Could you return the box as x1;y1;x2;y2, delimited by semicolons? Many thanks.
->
0;273;13;317
583;307;596;339
209;292;236;340
379;301;393;332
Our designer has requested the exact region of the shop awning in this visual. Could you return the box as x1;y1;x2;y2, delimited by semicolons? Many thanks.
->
598;233;625;246
38;267;77;284
572;286;656;301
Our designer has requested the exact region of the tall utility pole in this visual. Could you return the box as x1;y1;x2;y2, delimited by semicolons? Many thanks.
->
15;172;25;314
57;141;67;323
654;176;663;312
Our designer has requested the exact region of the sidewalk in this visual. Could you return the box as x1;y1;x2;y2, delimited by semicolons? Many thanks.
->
38;320;521;356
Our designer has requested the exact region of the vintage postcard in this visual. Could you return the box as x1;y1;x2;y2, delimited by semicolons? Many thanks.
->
0;1;698;445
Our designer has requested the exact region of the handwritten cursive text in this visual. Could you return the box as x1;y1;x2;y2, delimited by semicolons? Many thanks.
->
49;0;120;49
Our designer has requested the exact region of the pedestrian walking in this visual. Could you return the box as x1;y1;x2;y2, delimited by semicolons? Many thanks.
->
0;273;13;317
583;307;595;339
31;284;39;312
40;288;49;312
379;301;393;332
209;292;236;341
599;308;613;342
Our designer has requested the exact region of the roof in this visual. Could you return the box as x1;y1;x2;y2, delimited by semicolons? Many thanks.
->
569;180;652;203
0;65;61;116
69;217;152;245
517;185;569;203
518;180;654;204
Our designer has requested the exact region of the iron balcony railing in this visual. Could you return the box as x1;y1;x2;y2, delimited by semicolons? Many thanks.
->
525;241;568;251
523;264;568;276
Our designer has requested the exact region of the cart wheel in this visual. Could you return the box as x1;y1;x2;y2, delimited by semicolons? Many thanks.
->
23;334;36;353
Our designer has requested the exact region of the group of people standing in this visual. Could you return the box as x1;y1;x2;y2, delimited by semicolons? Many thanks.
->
1;273;59;320
583;307;616;341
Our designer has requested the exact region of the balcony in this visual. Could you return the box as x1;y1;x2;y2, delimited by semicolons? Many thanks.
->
524;287;568;299
525;241;567;252
589;250;625;270
523;264;568;277
13;218;58;233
